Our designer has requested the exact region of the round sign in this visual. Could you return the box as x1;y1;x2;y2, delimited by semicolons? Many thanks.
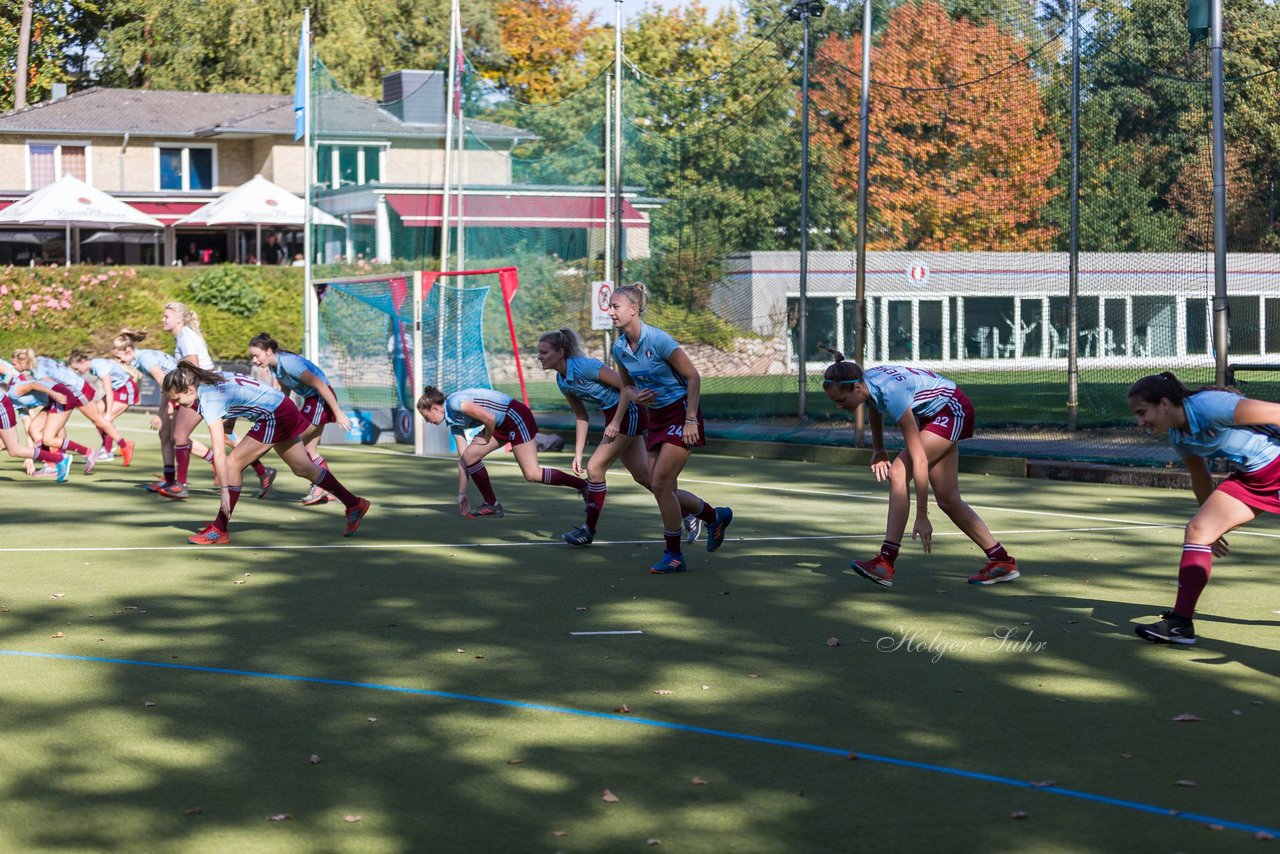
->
596;283;612;312
907;263;929;286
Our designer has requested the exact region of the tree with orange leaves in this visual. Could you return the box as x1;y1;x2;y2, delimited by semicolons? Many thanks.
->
492;0;608;104
812;0;1060;251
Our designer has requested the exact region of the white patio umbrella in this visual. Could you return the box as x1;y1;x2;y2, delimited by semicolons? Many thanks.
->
173;174;344;264
0;174;163;266
0;231;47;245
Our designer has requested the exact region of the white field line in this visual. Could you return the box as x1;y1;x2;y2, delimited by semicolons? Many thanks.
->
0;523;1177;553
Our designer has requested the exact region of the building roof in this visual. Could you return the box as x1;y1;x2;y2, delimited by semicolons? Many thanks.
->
0;87;532;142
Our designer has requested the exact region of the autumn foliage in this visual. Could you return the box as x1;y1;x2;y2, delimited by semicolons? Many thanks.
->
813;1;1060;251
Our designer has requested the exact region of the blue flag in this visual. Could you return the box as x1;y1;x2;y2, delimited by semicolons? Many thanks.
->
293;20;307;140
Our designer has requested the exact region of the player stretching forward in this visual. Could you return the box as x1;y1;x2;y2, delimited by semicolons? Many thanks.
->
248;333;352;506
416;386;587;518
163;363;370;545
1128;372;1280;645
68;350;138;465
536;327;705;547
1;358;72;480
819;346;1017;587
608;283;733;574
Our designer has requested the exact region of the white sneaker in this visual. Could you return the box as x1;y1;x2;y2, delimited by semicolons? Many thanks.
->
96;448;115;462
683;514;703;544
32;464;59;478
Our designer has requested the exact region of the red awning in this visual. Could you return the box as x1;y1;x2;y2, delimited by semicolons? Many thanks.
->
128;201;206;225
385;193;649;229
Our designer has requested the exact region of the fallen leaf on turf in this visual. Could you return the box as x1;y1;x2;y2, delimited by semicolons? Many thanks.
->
1030;780;1055;788
692;776;707;785
474;655;485;660
1120;753;1133;759
267;814;293;821
794;562;820;568
184;807;203;815
50;632;64;638
232;580;245;585
1208;824;1224;831
602;790;620;803
575;606;588;612
826;637;840;647
50;593;64;599
701;685;710;690
507;759;524;765
1252;700;1263;706
1053;698;1067;703
367;717;378;723
719;591;730;596
113;610;123;615
1231;708;1242;716
553;831;569;837
1010;811;1028;820
646;838;662;845
1171;714;1201;722
343;815;361;823
846;752;859;761
1174;779;1197;787
1257;831;1275;841
144;701;156;707
309;754;321;765
456;648;465;653
124;605;137;610
654;689;673;695
748;674;760;678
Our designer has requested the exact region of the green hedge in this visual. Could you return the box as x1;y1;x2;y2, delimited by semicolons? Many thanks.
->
0;265;304;360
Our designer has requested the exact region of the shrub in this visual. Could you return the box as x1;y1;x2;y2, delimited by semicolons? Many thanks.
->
188;266;265;317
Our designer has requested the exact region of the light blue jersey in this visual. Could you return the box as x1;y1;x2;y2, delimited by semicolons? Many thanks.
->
133;349;177;380
444;388;513;435
174;326;214;370
89;358;132;390
1169;390;1280;473
35;356;82;388
194;374;285;425
0;358;17;389
611;323;687;408
272;351;327;399
556;356;620;411
861;365;958;421
7;377;48;411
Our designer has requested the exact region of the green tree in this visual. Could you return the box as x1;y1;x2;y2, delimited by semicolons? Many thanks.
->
1;0;106;112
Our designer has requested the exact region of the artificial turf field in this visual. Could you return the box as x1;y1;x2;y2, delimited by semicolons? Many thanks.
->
1;412;1278;853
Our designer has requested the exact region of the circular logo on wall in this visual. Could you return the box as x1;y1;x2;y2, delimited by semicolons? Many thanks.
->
907;263;929;287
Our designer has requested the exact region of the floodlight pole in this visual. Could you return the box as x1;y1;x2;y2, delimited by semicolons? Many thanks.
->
1210;0;1229;386
791;1;824;420
613;0;624;289
853;0;871;446
1066;0;1080;430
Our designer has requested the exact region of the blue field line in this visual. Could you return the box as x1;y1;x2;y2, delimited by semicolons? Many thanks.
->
2;649;1276;838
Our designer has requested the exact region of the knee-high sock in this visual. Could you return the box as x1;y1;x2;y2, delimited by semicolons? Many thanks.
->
541;467;586;492
174;443;192;484
313;469;359;509
59;437;91;456
33;447;63;464
213;486;242;532
99;429;113;453
694;499;717;525
250;458;268;477
585;480;607;532
1173;544;1213;618
465;461;498;505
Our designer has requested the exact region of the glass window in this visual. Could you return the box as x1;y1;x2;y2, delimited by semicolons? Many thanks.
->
338;146;359;187
919;300;942;359
888;300;912;360
159;148;183;190
1133;296;1176;357
841;300;869;360
189;149;213;190
786;297;837;365
60;146;86;180
316;145;333;188
362;146;381;183
963;296;1015;359
1186;298;1208;355
1048;296;1099;358
1266;299;1280;354
1103;298;1126;357
29;144;55;188
949;297;960;360
1228;296;1260;355
1018;299;1043;358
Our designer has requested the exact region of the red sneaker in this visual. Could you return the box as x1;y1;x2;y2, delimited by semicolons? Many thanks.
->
343;498;371;537
968;558;1020;585
851;555;896;588
257;466;278;499
156;483;190;500
188;525;230;545
120;438;135;467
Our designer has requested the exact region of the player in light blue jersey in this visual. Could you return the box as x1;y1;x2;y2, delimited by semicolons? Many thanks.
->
1128;372;1280;645
416;384;587;518
163;363;370;545
155;303;215;498
538;327;708;547
249;332;352;506
820;346;1017;589
69;351;139;465
608;283;733;574
0;359;71;480
13;348;128;475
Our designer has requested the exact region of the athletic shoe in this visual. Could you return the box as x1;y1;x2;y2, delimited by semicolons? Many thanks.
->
257;467;278;499
471;502;505;518
146;479;171;493
1135;611;1197;645
156;482;190;500
343;497;371;537
579;486;592;510
301;484;326;505
968;558;1020;585
851;555;895;588
95;448;114;462
188;525;230;546
82;452;97;475
32;463;59;478
55;453;73;483
562;525;595;547
683;514;703;544
119;439;135;467
706;506;733;553
649;550;687;574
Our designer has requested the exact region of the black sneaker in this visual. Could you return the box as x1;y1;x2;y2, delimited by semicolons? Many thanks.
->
1135;612;1197;645
562;525;594;547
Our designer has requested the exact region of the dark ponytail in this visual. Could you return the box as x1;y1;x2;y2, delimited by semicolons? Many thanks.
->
162;362;225;396
249;332;281;353
538;327;582;358
818;343;864;385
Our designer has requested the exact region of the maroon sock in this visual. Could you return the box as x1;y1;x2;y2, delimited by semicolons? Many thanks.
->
100;431;114;453
174;444;192;484
465;461;498;505
34;447;63;464
203;449;215;463
585;481;606;531
250;459;268;477
880;539;901;566
60;438;91;456
664;530;683;554
1173;544;1213;619
311;453;326;469
695;500;717;525
314;469;359;509
984;542;1011;562
163;464;176;485
214;486;242;532
541;467;587;491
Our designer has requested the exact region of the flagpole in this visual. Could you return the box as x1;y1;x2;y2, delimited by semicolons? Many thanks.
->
301;8;317;362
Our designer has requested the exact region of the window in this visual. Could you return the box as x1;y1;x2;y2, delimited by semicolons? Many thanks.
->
316;144;385;189
27;142;88;188
157;145;215;191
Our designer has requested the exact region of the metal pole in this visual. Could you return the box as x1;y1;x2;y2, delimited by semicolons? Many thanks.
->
438;0;460;388
793;2;822;419
853;0;871;446
603;72;614;364
1210;0;1229;386
613;0;624;287
1066;0;1080;429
